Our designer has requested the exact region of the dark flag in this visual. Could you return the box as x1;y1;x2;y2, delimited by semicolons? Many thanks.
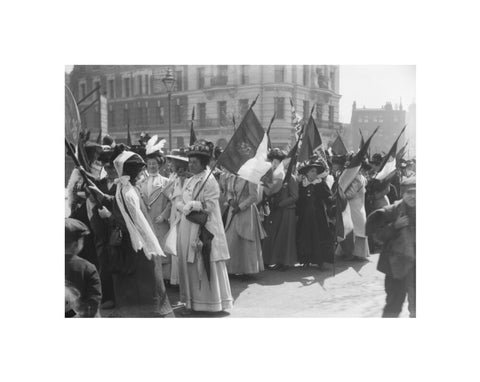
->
190;106;197;145
297;114;322;163
331;134;348;156
216;103;271;185
359;129;365;150
266;112;276;150
375;125;407;181
336;127;379;240
396;140;408;165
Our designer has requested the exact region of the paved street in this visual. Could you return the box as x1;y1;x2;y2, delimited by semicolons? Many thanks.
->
101;253;408;318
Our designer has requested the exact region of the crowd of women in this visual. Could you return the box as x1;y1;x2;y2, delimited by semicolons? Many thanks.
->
65;134;416;318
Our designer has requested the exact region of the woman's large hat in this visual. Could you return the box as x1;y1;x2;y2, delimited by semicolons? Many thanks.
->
298;156;327;175
186;139;214;158
166;147;189;163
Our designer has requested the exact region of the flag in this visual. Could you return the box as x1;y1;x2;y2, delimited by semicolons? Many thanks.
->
331;134;348;156
189;106;197;145
216;107;271;185
335;127;379;241
266;112;276;150
338;126;379;193
290;98;303;140
297;114;322;163
375;125;407;181
359;129;365;150
396;141;408;165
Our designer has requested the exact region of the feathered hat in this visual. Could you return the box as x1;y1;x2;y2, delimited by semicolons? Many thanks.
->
145;135;166;163
298;155;328;176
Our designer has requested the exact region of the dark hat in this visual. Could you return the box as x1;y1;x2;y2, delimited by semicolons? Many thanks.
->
361;160;372;171
331;154;346;165
267;148;287;161
371;153;383;166
298;156;327;175
400;176;416;191
186;139;214;158
98;147;114;164
102;135;115;147
166;148;190;163
65;218;90;243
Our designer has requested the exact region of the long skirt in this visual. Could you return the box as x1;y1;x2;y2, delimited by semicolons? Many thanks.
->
111;251;174;317
262;207;297;266
226;221;264;275
177;216;233;312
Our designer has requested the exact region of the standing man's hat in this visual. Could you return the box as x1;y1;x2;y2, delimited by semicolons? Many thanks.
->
65;218;90;243
400;176;416;191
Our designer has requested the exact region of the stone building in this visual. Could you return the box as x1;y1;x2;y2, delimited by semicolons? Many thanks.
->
349;101;407;155
68;65;343;150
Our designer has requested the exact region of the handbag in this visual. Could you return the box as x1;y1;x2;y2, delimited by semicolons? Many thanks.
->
186;210;208;226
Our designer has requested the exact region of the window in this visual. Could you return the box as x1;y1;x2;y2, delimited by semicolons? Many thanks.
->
156;102;164;124
274;97;285;119
240;65;248;85
80;82;86;99
137;75;143;95
330;71;335;90
93;80;101;92
107;79;115;99
218;101;227;125
329;105;334;122
316;103;323;122
198;103;206;127
373;116;378;122
123;77;131;97
358;116;362;123
144;102;149;126
144;74;149;95
274;65;285;83
175;71;183;91
303;65;309;86
108;106;115;128
378;116;384;123
175;99;181;123
239;99;249;118
197;67;205;89
303;100;310;120
123;106;129;125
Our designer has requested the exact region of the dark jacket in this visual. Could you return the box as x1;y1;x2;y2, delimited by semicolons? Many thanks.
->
65;255;102;317
366;200;415;279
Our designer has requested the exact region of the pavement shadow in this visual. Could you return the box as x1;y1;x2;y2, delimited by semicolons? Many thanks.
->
229;256;373;301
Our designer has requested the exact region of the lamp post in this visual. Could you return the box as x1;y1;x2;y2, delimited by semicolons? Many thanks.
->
162;68;176;151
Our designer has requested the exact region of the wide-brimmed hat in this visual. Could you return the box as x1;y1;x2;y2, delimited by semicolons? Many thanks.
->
65;218;90;243
186;139;214;158
400;176;416;191
267;148;287;161
166;148;189;163
298;156;327;176
370;153;383;166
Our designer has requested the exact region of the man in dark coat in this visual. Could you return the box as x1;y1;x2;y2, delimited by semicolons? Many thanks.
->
65;218;102;318
366;176;416;318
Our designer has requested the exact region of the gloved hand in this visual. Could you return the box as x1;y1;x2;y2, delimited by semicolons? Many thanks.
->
98;206;112;219
183;201;202;214
175;201;185;212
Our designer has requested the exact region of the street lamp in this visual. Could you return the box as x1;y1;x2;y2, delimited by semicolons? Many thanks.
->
162;68;176;151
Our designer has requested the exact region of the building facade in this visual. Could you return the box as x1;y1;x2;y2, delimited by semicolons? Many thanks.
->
68;65;343;150
349;101;407;155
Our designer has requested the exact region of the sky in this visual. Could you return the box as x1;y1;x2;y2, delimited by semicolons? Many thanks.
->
65;65;416;123
339;65;416;123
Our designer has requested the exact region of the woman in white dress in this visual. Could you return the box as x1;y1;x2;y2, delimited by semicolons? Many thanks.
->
176;140;233;314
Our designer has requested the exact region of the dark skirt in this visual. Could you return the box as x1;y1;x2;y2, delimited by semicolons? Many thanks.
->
262;207;297;266
297;208;335;266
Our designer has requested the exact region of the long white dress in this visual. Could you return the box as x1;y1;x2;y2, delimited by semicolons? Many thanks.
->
176;170;233;312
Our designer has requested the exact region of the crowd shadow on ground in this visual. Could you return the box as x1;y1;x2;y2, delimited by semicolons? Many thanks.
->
229;256;373;302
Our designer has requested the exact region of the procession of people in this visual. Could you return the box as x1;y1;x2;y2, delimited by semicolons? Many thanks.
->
65;128;416;318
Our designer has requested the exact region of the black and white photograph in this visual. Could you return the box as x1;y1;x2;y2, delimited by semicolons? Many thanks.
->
64;64;416;318
3;1;480;381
